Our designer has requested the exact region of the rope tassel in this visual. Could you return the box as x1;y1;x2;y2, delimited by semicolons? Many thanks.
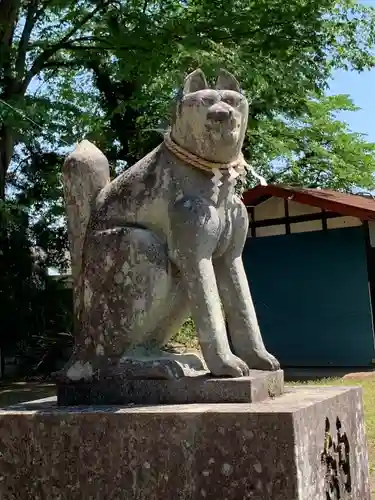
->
211;168;223;203
163;132;268;194
243;160;267;186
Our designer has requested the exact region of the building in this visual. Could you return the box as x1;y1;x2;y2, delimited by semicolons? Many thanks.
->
242;184;375;368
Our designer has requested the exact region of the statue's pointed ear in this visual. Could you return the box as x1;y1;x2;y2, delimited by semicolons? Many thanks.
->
215;69;241;92
183;69;208;94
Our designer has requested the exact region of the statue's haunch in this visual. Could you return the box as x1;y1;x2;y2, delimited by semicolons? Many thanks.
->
58;68;280;383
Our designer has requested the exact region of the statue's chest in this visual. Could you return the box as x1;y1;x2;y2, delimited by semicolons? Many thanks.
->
213;200;236;258
207;173;239;257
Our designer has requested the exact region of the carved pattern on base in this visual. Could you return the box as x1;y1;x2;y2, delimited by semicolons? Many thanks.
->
321;416;352;499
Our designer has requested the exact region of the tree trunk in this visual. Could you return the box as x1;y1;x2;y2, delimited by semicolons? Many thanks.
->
0;346;4;379
0;159;5;200
0;126;14;199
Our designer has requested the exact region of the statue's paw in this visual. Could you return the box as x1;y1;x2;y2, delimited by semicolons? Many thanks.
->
207;353;250;378
51;368;68;382
52;359;96;382
245;350;280;371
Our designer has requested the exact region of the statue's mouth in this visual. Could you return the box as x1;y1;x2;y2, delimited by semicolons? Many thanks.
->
206;118;238;133
206;119;240;142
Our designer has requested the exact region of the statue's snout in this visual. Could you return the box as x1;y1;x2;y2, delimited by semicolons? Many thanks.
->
207;103;233;123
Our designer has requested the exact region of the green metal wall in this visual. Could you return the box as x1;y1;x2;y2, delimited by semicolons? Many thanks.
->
243;226;375;367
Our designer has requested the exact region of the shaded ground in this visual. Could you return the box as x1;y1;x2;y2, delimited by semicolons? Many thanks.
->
0;375;374;496
0;381;55;406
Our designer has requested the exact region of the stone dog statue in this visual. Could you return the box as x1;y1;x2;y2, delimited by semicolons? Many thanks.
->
59;68;279;382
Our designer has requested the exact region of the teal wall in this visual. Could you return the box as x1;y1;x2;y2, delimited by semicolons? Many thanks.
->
243;226;375;367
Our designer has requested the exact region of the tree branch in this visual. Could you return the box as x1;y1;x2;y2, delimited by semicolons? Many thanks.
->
34;0;56;19
29;35;110;49
0;0;21;47
56;43;150;52
0;0;21;87
22;0;112;90
15;0;40;79
41;59;83;70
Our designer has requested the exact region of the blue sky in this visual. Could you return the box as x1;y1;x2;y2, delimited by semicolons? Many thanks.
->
330;0;375;141
329;68;375;142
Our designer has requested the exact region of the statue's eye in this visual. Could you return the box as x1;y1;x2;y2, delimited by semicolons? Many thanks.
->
201;96;218;106
222;96;240;107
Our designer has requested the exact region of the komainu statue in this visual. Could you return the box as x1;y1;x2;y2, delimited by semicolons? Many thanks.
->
59;68;279;382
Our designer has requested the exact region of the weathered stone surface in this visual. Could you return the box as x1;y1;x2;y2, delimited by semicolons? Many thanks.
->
59;67;279;386
62;140;110;326
117;349;208;379
0;387;369;499
57;369;284;405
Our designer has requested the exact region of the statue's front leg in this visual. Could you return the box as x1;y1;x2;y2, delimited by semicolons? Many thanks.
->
170;196;249;378
214;200;280;371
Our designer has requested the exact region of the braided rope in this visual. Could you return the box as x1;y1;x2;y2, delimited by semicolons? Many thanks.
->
163;132;244;173
163;132;267;188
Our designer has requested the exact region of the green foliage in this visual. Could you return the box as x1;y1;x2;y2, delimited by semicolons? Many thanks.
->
48;0;375;189
244;94;375;191
171;318;198;349
0;200;72;361
1;0;375;365
2;0;375;195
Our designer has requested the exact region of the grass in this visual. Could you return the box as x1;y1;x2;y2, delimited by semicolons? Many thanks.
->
0;373;374;494
170;317;199;349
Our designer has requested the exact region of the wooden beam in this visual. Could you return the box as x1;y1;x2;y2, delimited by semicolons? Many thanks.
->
242;185;375;221
321;209;328;231
252;211;342;229
284;199;291;235
249;207;256;237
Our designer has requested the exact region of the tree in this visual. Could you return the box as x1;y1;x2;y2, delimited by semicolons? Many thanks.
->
0;198;72;373
0;0;118;199
56;0;375;188
2;0;375;366
243;93;375;192
2;0;375;199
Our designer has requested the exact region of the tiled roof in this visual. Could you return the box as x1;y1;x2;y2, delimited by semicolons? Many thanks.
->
242;185;375;221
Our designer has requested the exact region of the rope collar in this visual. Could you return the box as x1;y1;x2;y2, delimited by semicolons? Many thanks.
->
163;132;245;174
163;132;267;187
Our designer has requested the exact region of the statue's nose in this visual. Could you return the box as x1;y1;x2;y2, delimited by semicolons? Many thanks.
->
207;105;232;122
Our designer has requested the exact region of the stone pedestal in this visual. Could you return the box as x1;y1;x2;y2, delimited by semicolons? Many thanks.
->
0;386;370;499
57;369;284;405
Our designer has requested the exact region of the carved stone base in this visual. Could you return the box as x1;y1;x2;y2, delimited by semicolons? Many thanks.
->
56;369;284;405
117;348;208;379
0;387;370;499
53;348;208;383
